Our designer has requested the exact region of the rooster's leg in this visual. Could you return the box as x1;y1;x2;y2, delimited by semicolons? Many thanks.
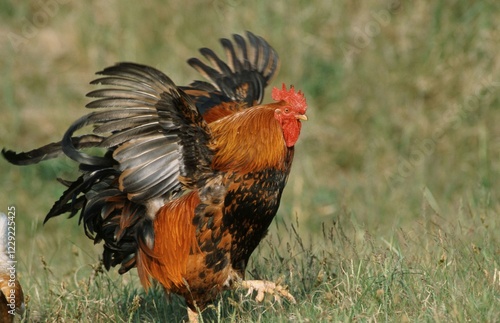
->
187;308;199;323
239;280;296;304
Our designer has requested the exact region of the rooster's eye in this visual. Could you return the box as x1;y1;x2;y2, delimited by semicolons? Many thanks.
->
284;108;290;113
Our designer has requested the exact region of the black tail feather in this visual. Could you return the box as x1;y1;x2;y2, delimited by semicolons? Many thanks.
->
2;135;104;166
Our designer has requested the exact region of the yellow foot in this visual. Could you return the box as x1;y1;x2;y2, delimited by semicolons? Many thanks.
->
187;308;199;323
239;280;296;304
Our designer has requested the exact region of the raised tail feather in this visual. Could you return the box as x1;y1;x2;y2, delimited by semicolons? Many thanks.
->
186;31;280;111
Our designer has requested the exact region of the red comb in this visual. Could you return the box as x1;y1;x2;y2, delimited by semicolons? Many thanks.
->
272;84;307;114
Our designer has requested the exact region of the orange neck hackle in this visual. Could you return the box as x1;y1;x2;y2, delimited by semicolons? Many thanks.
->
209;106;289;173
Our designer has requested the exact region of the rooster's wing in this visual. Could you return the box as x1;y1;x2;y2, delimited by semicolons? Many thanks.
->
2;63;219;273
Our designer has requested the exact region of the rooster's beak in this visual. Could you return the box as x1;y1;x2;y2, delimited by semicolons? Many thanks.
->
296;114;308;121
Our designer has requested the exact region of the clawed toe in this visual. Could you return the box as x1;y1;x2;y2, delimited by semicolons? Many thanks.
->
239;280;296;304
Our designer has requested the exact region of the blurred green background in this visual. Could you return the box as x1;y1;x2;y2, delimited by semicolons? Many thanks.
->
1;0;500;321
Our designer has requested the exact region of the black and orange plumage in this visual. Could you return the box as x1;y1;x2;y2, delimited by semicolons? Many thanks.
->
2;32;307;321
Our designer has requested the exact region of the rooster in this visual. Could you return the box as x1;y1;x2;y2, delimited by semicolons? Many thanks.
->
2;32;307;321
0;213;25;323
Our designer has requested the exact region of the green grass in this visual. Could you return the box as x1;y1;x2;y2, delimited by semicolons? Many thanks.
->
1;0;500;321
